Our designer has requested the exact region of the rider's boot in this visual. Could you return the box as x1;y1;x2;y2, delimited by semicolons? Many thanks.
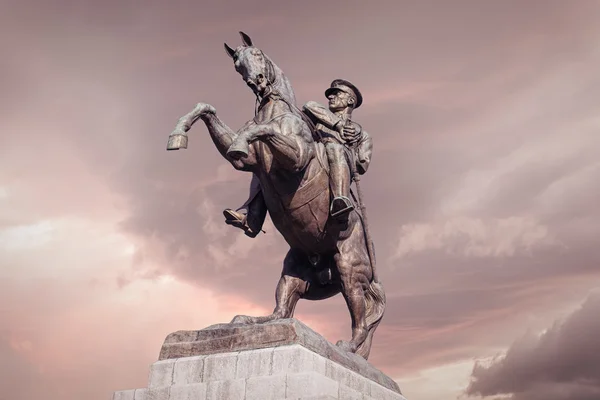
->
222;174;267;238
223;209;259;238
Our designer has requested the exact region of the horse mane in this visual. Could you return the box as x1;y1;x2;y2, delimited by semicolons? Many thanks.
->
263;52;296;106
263;52;317;133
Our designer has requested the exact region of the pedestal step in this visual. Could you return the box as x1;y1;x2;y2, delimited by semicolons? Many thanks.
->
112;319;406;400
113;345;406;400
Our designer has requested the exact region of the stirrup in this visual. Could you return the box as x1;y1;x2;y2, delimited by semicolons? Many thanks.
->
330;196;354;218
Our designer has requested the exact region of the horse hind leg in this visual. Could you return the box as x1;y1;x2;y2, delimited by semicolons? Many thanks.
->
231;249;308;325
333;249;371;356
334;222;386;360
355;279;386;359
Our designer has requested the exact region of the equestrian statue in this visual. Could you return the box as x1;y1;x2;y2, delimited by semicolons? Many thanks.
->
165;32;386;359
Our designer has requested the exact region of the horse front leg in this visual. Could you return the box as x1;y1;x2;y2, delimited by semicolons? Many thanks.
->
167;102;217;150
167;103;254;169
228;117;312;172
231;249;308;324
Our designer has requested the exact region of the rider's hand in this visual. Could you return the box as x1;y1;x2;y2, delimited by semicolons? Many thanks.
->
342;122;360;144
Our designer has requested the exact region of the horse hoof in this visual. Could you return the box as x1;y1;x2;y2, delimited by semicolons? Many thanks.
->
231;315;253;324
335;340;355;353
227;149;248;160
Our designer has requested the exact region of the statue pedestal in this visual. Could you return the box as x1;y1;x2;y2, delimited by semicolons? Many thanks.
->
112;319;406;400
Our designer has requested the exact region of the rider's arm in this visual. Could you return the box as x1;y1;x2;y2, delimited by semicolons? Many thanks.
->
302;101;341;129
355;130;373;175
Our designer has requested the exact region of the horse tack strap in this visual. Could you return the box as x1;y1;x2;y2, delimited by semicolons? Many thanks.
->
283;168;329;211
253;111;296;125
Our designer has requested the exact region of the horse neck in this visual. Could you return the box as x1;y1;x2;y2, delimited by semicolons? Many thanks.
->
255;94;291;123
266;55;296;106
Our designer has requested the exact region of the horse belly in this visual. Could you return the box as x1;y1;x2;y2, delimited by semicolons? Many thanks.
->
258;145;332;253
274;189;330;251
262;172;330;253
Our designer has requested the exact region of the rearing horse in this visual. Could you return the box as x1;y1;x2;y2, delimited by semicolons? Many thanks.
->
166;32;385;359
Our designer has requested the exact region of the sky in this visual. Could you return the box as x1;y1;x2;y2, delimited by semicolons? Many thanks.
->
1;1;600;399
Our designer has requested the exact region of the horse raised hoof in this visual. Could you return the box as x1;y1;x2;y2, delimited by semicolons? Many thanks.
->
231;315;255;324
166;132;188;151
227;149;249;160
226;140;250;160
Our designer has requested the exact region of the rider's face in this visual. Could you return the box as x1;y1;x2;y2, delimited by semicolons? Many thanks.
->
327;90;353;112
233;47;269;95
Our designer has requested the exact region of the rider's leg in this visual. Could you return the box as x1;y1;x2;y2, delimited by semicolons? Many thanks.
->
223;173;267;237
325;142;354;219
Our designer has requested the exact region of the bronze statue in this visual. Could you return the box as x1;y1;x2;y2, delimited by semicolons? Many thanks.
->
166;32;385;360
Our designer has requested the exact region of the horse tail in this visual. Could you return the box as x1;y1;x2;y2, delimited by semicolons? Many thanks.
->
356;279;386;359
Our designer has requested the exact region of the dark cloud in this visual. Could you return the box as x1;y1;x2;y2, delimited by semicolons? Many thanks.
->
466;292;600;400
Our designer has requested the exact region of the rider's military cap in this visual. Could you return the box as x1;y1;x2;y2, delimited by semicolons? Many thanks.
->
325;79;363;109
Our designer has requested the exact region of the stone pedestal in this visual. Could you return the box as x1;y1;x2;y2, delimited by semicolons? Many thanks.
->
112;319;406;400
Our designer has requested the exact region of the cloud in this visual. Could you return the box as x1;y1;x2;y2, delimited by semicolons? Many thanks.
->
400;359;476;400
466;291;600;400
2;1;600;400
0;212;264;400
393;216;557;259
0;332;57;400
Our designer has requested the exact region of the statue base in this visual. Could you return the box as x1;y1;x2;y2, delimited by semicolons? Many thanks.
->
112;319;406;400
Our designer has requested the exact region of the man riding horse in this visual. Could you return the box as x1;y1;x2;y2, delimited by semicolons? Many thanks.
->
223;79;373;238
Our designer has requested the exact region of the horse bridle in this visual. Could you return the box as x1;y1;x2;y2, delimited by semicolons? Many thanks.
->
253;52;279;115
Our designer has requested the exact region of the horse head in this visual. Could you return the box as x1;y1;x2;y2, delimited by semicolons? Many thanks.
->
224;32;276;97
224;32;295;105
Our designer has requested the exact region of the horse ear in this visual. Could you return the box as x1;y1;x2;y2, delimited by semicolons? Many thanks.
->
239;31;253;47
224;43;236;58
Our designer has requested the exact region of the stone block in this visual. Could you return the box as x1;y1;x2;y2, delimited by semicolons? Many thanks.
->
235;347;274;379
169;383;207;400
173;356;205;385
272;345;322;375
132;387;170;400
245;374;287;399
338;384;364;400
285;372;339;399
324;359;370;394
203;352;239;382
148;359;175;388
206;378;246;400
